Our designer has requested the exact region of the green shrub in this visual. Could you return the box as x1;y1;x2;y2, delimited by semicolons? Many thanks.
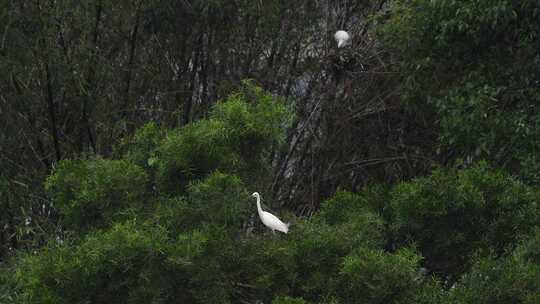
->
118;121;165;170
272;296;308;304
319;190;384;226
167;227;231;304
450;254;540;304
155;119;239;194
154;81;291;195
151;196;195;236
337;248;423;304
234;192;385;303
390;162;540;279
0;262;17;303
10;223;234;304
290;214;385;301
412;278;448;304
45;158;148;233
211;80;291;158
238;236;298;302
376;0;540;181
151;172;250;236
188;171;251;229
12;222;183;304
514;228;540;265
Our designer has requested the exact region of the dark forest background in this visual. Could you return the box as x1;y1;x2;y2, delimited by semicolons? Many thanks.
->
1;0;540;303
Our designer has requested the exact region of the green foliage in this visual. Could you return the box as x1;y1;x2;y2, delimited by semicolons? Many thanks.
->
168;226;235;304
412;279;448;304
4;2;540;302
319;190;378;225
514;228;540;265
118;122;165;170
12;222;178;304
239;236;298;301
337;248;423;304
211;80;292;157
12;162;540;303
8;223;233;304
154;81;291;194
0;262;17;303
272;296;309;304
376;0;540;181
187;172;251;230
235;208;384;303
5;83;297;303
290;206;385;301
45;158;148;233
155;119;238;194
450;254;540;304
389;162;540;279
151;172;250;236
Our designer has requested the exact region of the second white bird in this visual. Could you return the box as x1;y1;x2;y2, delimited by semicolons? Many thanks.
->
334;30;350;48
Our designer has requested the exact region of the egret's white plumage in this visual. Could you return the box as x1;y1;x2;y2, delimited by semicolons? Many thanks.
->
334;30;350;48
252;192;289;234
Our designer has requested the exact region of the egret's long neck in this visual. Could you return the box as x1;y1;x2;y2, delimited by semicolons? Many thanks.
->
256;195;264;217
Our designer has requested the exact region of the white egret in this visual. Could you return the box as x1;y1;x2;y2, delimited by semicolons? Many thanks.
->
334;30;350;48
252;192;289;234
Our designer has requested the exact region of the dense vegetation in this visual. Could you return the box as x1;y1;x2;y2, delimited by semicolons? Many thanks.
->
1;0;539;303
